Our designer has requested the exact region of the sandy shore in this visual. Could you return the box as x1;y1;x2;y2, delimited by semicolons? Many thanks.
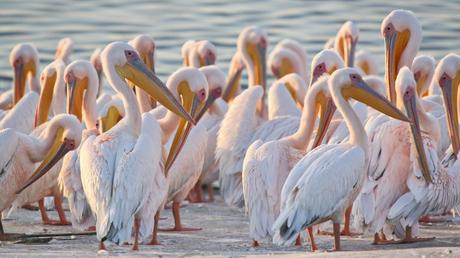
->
1;198;460;257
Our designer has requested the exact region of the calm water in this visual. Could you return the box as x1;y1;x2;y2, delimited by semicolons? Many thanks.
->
0;0;459;90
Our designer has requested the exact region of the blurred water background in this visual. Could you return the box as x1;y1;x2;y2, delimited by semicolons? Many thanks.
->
0;0;459;90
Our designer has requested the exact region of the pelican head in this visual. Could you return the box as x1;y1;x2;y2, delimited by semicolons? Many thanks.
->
355;49;378;75
181;40;196;66
101;41;193;123
16;114;82;194
90;48;103;77
64;60;99;130
194;40;217;67
55;37;74;64
382;9;421;103
395;66;432;182
335;21;359;67
238;26;268;87
276;39;308;74
268;47;302;79
98;96;125;133
329;68;408;123
164;67;208;172
222;51;245;103
324;38;335;49
129;34;156;73
35;59;66;126
276;73;308;107
9;43;39;105
310;49;344;86
196;65;225;121
411;55;435;97
436;53;460;156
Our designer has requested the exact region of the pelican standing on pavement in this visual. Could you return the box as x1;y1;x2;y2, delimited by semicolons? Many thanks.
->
79;42;193;251
273;68;409;251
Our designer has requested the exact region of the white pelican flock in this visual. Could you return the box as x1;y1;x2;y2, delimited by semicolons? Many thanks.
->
1;8;460;254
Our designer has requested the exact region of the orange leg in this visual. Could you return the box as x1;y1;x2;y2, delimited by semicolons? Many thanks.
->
399;226;434;243
148;211;161;245
159;202;201;231
99;240;106;251
194;180;204;203
332;223;341;251
307;226;317;251
54;194;71;225
252;240;259;247
207;184;215;202
341;205;358;236
295;235;301;246
132;218;140;251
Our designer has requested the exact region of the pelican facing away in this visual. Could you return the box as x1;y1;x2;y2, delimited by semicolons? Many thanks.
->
273;68;409;251
79;42;193;251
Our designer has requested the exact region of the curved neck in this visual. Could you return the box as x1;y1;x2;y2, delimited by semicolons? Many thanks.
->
159;111;179;143
136;87;153;113
335;91;368;151
282;90;316;150
105;64;141;135
82;75;99;130
28;120;62;162
52;66;66;115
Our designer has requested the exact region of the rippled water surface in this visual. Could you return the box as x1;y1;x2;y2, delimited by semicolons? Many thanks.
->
0;0;459;89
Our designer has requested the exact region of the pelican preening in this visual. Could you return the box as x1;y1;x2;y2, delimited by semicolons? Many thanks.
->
2;7;460;255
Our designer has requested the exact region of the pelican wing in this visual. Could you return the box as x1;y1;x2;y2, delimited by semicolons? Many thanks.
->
242;140;304;240
0;92;38;134
273;144;365;245
0;128;20;210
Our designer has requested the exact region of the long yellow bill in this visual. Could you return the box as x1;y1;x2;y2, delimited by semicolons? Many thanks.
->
16;128;73;194
247;41;267;114
35;72;57;126
116;52;194;124
222;67;243;103
164;83;203;173
440;72;460;158
310;91;336;150
100;106;123;132
344;75;409;122
384;25;410;103
66;75;88;121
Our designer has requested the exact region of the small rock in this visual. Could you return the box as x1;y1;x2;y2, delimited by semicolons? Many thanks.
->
97;249;109;256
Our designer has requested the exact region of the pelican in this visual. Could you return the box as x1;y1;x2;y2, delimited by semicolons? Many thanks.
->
129;34;157;113
57;60;99;230
412;55;449;156
268;47;305;80
353;67;437;243
191;65;227;202
352;10;423;241
269;39;308;81
0;43;40;134
216;26;267;207
355;50;378;75
158;67;208;231
382;10;421;104
217;48;341;208
182;40;217;68
222;51;245;103
334;21;359;67
0;114;82;239
268;73;307;120
387;53;460;240
55;37;74;65
98;95;125;133
79;42;193;251
9;59;71;225
272;68;408;251
90;48;105;97
242;74;335;248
